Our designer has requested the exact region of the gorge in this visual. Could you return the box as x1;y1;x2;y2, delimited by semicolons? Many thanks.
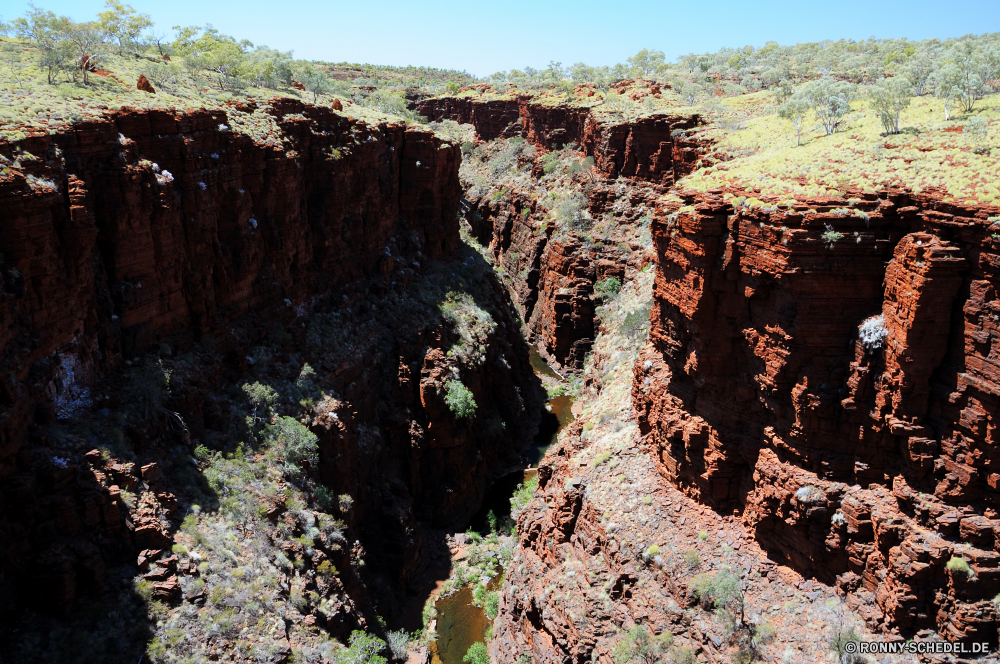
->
1;24;999;664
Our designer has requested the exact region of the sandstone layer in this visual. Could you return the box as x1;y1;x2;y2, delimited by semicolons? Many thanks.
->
635;189;1000;643
419;89;706;185
0;101;539;636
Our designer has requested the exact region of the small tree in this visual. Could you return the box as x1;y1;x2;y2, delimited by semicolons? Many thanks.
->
66;20;107;85
444;379;477;419
869;77;912;135
300;68;332;103
242;381;279;435
463;642;489;664
945;41;998;113
690;569;771;662
930;64;963;121
97;0;152;56
796;77;856;135
900;51;934;96
267;416;318;479
778;98;810;146
336;630;387;664
627;48;667;77
12;5;74;84
147;29;169;56
673;78;702;105
966;116;989;154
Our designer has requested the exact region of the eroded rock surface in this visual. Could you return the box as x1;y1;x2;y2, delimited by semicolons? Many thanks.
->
634;189;1000;642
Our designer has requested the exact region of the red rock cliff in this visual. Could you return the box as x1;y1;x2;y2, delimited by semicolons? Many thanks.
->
634;189;1000;642
418;92;706;185
0;100;467;614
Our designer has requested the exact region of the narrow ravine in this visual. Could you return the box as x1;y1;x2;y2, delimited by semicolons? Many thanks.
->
426;346;576;664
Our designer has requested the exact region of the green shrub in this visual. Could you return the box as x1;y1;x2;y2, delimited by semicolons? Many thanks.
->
267;416;318;478
620;301;652;337
822;225;844;247
593;451;612;466
484;591;500;620
445;379;477;419
670;646;696;664
337;630;387;664
683;550;701;568
830;626;861;661
509;475;538;519
422;598;438;630
463;642;489;664
946;557;972;576
698;530;709;541
753;621;776;646
611;625;671;664
386;630;410;660
646;544;661;556
594;277;622;299
314;485;334;511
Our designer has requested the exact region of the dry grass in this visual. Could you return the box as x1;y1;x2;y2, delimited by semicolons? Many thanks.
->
0;37;422;143
681;90;1000;205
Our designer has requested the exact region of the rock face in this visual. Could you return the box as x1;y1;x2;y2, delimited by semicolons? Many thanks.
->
442;90;710;370
0;100;474;614
634;189;1000;641
462;177;657;372
418;91;706;184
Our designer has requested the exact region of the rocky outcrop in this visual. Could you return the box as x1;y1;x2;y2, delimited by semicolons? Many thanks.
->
0;100;469;615
461;154;669;371
634;188;1000;642
419;88;707;185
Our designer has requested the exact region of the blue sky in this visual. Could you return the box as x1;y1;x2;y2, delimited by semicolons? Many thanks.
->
5;0;1000;77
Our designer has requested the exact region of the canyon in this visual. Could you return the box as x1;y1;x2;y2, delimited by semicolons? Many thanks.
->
0;98;539;659
421;90;1000;662
1;78;999;664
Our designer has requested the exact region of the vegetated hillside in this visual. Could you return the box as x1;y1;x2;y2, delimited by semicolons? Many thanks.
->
0;3;472;144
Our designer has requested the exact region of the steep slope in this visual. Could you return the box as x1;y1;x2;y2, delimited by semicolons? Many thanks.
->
0;101;541;661
634;189;1000;643
428;84;713;372
419;83;707;185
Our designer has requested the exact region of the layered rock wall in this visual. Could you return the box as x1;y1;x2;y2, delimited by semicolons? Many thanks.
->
634;189;1000;641
418;95;705;185
0;101;472;615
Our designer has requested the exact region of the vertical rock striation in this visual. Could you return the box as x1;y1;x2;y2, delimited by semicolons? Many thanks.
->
634;189;1000;641
0;100;502;617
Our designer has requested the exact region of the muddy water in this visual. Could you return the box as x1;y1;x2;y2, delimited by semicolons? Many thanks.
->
527;347;575;466
429;585;492;664
429;347;575;664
